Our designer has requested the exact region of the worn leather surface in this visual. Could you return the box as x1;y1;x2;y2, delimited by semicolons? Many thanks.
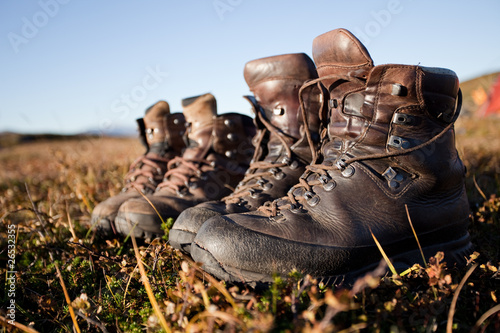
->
170;54;324;249
90;101;186;233
115;94;256;236
193;29;471;281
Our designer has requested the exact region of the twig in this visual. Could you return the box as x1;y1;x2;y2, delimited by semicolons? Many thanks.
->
186;310;245;331
405;204;427;267
75;310;109;333
122;262;140;306
470;303;500;333
67;241;134;267
0;314;40;333
131;231;171;333
337;323;368;333
133;185;166;225
66;201;77;240
25;183;81;333
180;252;238;309
473;175;488;201
103;268;119;306
446;262;479;333
370;228;399;277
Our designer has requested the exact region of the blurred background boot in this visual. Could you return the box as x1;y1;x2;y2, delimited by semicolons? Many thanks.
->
114;93;256;240
191;28;473;285
89;101;186;235
169;53;324;254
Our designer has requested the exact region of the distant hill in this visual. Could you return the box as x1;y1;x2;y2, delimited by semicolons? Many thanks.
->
0;126;139;149
82;125;137;137
0;132;102;149
460;71;500;116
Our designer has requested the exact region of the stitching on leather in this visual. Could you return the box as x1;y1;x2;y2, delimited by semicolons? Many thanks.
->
356;161;414;199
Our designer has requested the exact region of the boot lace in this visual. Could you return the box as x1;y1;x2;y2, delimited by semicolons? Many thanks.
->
155;136;237;197
259;74;462;217
222;109;293;205
122;154;170;193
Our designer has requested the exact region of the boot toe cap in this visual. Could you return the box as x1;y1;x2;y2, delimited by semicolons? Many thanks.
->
192;213;373;284
114;197;177;239
192;214;295;284
169;203;225;253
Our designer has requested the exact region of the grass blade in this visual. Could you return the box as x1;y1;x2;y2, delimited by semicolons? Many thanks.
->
0;314;41;333
130;232;171;333
405;204;427;268
370;228;399;277
447;262;479;333
25;183;82;333
471;303;500;333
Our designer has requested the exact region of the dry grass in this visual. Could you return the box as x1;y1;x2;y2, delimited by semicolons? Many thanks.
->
0;117;499;332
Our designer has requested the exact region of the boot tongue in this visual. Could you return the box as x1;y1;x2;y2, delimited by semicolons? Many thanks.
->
243;53;317;145
182;93;217;133
143;100;170;154
312;28;374;89
181;93;217;160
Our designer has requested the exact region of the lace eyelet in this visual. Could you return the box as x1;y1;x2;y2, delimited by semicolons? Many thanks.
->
262;183;273;191
323;181;336;191
281;156;291;165
319;175;329;185
274;172;285;180
304;191;315;200
306;195;320;207
336;159;347;170
248;189;259;199
341;165;355;178
290;204;304;214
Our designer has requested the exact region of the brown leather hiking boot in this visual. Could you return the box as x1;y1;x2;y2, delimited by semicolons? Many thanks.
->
114;93;256;240
191;28;473;285
89;101;186;234
169;53;324;254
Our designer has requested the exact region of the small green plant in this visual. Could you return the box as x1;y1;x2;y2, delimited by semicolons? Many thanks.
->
1;120;499;332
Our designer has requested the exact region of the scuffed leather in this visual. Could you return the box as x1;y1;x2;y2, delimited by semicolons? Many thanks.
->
192;29;471;281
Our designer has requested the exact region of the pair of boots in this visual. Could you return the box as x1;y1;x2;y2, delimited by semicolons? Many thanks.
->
169;28;473;285
91;94;256;239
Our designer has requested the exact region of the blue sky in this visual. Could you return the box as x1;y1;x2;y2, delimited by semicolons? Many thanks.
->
1;0;499;134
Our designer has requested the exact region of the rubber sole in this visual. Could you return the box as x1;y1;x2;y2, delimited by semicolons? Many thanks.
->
168;229;196;254
191;233;474;288
83;215;117;236
114;213;164;241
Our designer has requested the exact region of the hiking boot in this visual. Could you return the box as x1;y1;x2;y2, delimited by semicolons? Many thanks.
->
89;101;186;234
169;53;324;254
114;93;256;240
191;28;473;285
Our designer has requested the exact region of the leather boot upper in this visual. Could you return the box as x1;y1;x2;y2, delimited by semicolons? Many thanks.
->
124;101;186;194
90;100;186;234
169;54;325;250
192;29;471;281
